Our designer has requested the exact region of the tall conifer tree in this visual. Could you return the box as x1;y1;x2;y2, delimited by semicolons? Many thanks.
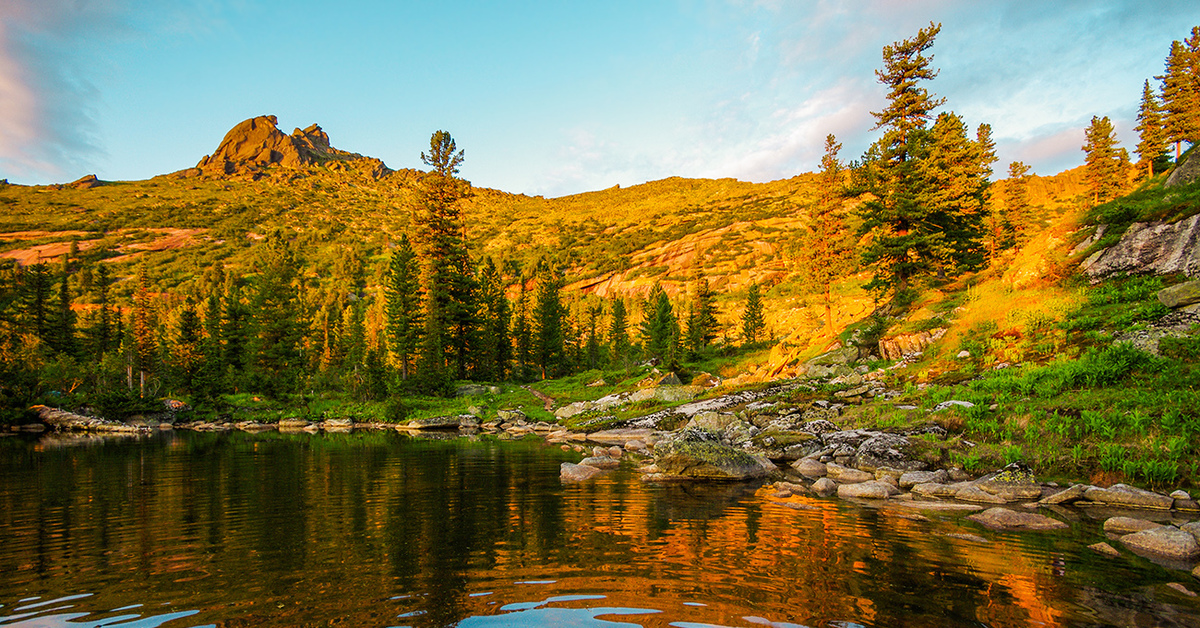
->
1082;115;1126;206
741;283;765;346
1158;29;1200;158
385;234;423;380
796;134;856;333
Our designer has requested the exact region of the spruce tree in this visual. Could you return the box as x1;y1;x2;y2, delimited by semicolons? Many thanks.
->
532;263;565;379
246;232;305;396
475;257;511;381
170;300;203;394
741;283;765;346
796;134;856;333
93;264;113;358
131;264;156;395
1082;115;1125;206
583;304;602;371
51;260;76;356
608;298;630;369
511;285;534;382
640;284;679;367
684;277;719;356
919;114;991;273
1135;79;1169;178
385;234;423;380
22;261;51;347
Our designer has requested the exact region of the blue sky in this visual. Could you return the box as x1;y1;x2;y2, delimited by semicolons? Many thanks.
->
1;0;1197;196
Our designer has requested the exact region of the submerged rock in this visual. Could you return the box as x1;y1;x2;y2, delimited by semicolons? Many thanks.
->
967;508;1068;532
1089;542;1121;558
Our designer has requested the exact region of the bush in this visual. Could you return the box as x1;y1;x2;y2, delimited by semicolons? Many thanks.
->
90;388;162;421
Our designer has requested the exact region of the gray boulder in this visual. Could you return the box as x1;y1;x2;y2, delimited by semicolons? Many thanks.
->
825;463;873;483
1039;483;1091;506
791;458;827;478
1158;280;1200;309
1082;214;1200;279
561;462;602;483
899;469;948;489
811;477;838;496
837;481;897;500
854;433;926;472
579;456;620;470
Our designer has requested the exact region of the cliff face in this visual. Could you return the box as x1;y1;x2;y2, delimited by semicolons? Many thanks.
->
193;115;390;179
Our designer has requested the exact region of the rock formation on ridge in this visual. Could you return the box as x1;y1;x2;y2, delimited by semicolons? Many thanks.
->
192;115;390;179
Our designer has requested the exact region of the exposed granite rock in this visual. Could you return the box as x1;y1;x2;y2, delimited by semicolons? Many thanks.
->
791;458;827;478
955;485;1009;504
647;428;775;481
1039;483;1092;506
825;463;873;483
811;477;838;496
579;456;620;470
1165;148;1200;188
899;469;948;489
967;508;1068;531
1082;214;1200;279
1158;280;1200;309
911;483;962;499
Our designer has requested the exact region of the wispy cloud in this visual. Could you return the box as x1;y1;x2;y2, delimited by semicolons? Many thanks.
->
0;0;132;182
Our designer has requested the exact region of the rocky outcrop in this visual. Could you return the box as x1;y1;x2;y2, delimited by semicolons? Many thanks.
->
1165;148;1200;188
1081;214;1200;279
878;329;946;361
195;115;391;179
1158;280;1200;309
69;174;102;189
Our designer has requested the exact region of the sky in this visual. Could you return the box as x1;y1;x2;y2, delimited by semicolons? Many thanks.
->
1;0;1197;197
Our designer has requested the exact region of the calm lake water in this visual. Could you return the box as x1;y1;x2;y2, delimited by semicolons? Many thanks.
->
1;430;1198;628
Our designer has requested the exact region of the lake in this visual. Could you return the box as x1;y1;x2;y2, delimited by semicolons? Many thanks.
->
0;429;1197;627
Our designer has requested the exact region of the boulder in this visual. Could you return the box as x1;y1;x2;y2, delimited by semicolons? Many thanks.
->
561;462;602;483
1085;484;1174;510
1119;526;1200;561
1182;521;1200;543
69;174;102;189
404;415;463;430
838;481;897;500
878;329;946;361
955;485;1009;504
278;418;311;429
911;483;962;499
853;433;926;472
1158;281;1200;309
579;456;620;470
648;428;775;481
933;400;975;412
587;428;655;446
455;383;495;397
825;463;873;484
792;458;827;478
811;477;838;496
653;372;683;387
691;372;721;388
899;470;948;489
496;409;526;422
1104;517;1166;535
1039;483;1091;506
1166;147;1200;188
973;462;1042;501
807;346;859;367
967;508;1068;531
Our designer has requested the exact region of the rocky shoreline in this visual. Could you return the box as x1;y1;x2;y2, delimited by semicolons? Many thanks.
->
14;382;1200;587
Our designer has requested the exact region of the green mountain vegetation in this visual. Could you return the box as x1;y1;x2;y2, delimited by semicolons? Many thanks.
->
2;23;1200;488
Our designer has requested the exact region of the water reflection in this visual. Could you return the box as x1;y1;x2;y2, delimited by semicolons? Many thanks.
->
0;430;1197;627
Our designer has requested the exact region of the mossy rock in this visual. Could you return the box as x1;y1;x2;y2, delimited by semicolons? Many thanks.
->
651;428;774;480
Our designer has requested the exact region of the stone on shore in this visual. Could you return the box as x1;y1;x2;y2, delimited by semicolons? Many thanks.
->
967;508;1068;531
837;481;897;500
955;485;1009;504
1085;484;1174;510
825;463;873;483
792;458;827;478
811;477;838;496
647;428;775;481
579;456;620;470
1119;526;1200;561
899;470;948;489
561;462;602;483
1103;516;1165;535
1038;483;1091;506
911;482;962;499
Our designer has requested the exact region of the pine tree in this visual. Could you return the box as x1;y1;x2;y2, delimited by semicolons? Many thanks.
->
220;276;248;390
1004;161;1033;246
858;22;950;298
170;300;203;394
414;130;476;382
583;304;602;371
1082;115;1125;206
22;261;51;346
796;134;856;333
684;277;719;357
385;234;423;380
741;283;765;346
1158;29;1200;159
1135;79;1170;178
919;114;992;273
640;284;679;367
532;263;565;379
93;264;113;358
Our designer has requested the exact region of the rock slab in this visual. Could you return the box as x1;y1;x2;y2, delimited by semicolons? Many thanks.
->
967;508;1068;532
1119;526;1200;561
